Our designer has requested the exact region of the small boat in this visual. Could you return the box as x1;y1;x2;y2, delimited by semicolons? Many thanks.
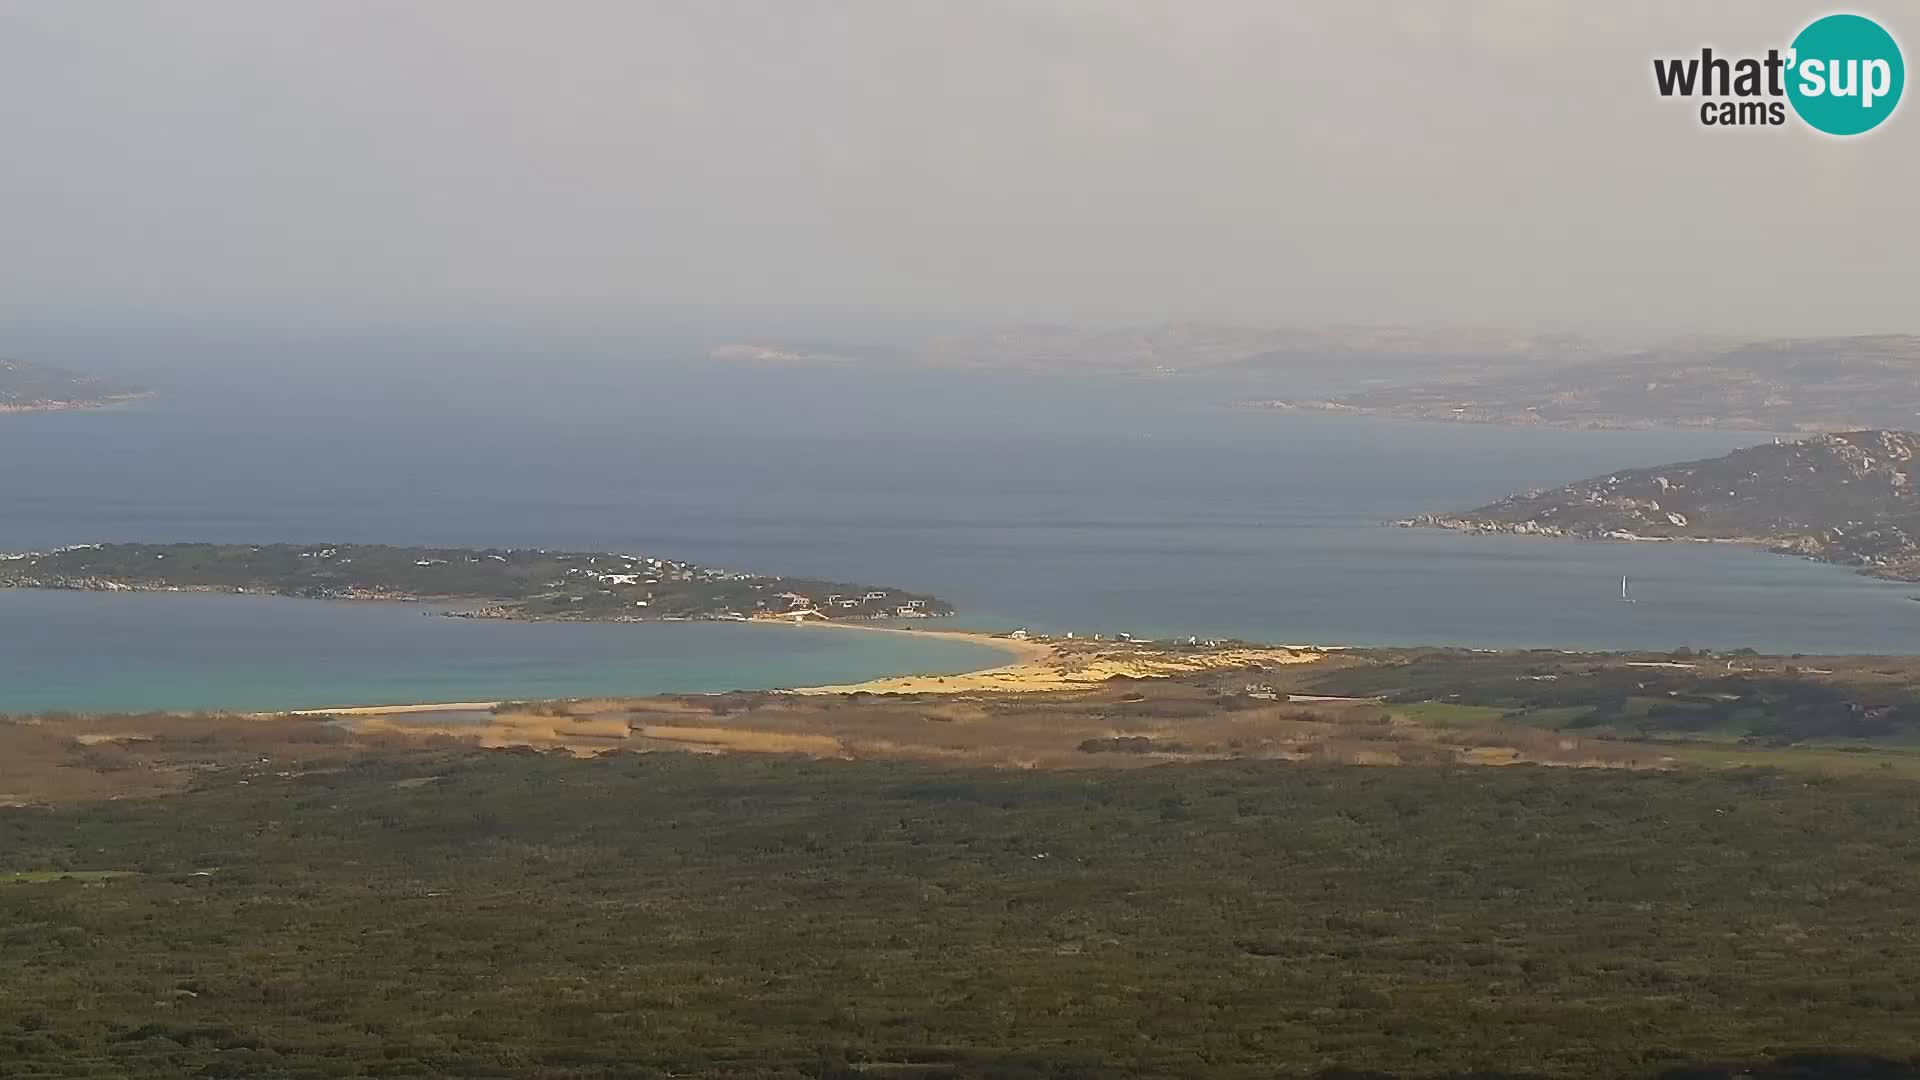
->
1620;575;1635;603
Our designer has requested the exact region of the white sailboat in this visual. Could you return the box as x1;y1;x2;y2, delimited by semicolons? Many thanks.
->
1620;575;1634;603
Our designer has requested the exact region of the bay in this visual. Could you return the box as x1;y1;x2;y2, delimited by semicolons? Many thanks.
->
0;589;1009;714
3;329;1916;713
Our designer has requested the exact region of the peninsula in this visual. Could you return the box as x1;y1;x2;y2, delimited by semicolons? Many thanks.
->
1249;334;1920;432
0;358;149;413
720;325;1920;433
1401;430;1920;581
0;542;953;622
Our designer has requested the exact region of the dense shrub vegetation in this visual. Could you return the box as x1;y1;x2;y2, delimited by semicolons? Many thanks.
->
1304;649;1920;745
4;752;1920;1078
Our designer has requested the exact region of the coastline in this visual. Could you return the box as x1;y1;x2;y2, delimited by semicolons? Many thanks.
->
0;540;957;625
255;623;1038;717
264;625;1322;716
1235;400;1817;435
785;627;1323;695
1402;517;1763;548
751;618;1051;663
285;700;503;717
1399;516;1907;582
776;621;1065;694
327;633;1332;757
0;579;968;623
0;392;156;416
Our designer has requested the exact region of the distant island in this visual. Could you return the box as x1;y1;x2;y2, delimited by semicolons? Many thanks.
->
716;324;1920;433
1401;430;1920;581
0;358;149;413
709;321;1598;379
1247;334;1920;432
0;543;953;623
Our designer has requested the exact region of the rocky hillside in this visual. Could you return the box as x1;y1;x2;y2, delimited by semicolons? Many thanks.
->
0;358;147;412
1403;430;1920;580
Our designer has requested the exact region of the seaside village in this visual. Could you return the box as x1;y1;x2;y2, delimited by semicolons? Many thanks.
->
540;553;940;622
751;586;934;623
275;547;945;622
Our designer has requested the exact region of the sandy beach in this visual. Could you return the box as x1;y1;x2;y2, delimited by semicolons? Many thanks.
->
784;624;1323;694
336;632;1347;765
280;625;1326;716
285;700;503;717
264;623;1036;716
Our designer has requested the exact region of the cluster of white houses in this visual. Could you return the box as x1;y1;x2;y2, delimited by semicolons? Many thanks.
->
754;589;933;623
525;553;938;622
524;552;937;621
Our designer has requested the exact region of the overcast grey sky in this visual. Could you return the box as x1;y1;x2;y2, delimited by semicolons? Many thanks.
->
0;2;1912;336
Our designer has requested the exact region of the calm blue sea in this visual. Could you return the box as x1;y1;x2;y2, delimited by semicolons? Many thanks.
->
3;327;1916;712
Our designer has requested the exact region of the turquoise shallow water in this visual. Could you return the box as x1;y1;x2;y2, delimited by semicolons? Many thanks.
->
0;589;1012;714
5;334;1920;714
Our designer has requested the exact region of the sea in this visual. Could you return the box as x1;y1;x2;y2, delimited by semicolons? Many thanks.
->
4;324;1916;713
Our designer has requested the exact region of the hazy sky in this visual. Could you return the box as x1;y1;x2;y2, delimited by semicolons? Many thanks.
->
1;2;1913;336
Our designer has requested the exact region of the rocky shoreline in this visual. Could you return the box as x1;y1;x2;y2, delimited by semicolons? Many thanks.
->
1396;513;1920;581
1394;431;1920;583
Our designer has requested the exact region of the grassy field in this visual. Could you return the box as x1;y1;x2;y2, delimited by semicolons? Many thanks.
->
4;749;1920;1078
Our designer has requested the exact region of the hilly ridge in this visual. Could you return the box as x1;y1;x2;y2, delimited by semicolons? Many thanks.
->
1404;430;1920;581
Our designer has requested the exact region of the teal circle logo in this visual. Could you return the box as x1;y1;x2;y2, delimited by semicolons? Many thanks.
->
1786;14;1904;135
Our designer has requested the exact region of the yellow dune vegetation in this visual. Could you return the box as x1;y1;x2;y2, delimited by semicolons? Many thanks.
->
794;630;1324;695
